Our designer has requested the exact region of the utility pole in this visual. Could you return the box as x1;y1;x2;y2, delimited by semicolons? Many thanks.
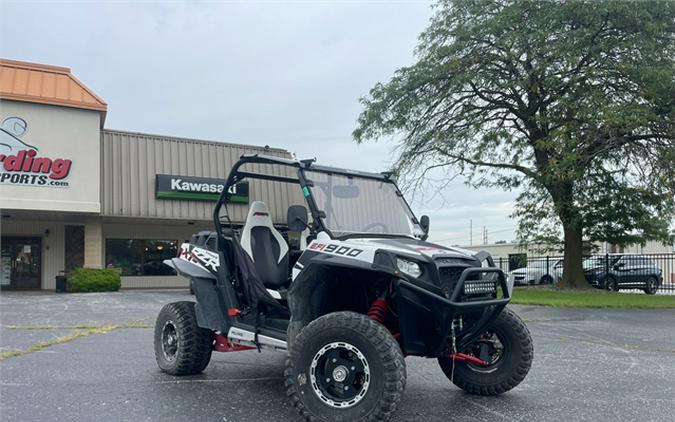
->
483;226;487;245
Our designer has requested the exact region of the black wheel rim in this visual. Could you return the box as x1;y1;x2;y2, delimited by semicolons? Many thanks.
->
309;342;370;408
465;331;505;372
162;320;178;361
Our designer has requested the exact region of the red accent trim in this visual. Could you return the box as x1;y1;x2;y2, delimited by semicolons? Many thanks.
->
449;352;488;366
227;308;242;317
367;298;388;324
253;212;269;216
214;334;255;352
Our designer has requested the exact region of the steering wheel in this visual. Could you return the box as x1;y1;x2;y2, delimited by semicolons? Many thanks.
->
360;222;390;233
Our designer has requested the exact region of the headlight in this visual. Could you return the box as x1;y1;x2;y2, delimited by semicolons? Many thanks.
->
396;258;422;278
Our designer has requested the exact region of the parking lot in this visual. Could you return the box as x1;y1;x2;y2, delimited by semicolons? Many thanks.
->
1;290;674;422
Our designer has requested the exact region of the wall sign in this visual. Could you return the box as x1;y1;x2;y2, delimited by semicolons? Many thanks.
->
155;174;249;203
0;117;72;187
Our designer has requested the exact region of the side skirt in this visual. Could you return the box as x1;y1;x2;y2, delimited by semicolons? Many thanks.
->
227;326;288;351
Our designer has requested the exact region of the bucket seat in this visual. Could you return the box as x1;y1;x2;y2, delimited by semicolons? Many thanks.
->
240;201;289;294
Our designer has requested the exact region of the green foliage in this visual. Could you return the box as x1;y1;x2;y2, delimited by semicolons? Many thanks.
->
68;267;121;293
354;0;675;287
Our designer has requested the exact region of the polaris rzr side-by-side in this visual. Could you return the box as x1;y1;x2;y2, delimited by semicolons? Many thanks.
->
154;154;533;422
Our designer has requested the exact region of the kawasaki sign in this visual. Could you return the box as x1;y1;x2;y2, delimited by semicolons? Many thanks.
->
155;174;249;203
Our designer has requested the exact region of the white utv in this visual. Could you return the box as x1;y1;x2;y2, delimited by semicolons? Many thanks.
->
154;154;533;422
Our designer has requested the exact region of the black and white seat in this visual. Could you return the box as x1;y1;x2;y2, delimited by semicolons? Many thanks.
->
240;201;289;299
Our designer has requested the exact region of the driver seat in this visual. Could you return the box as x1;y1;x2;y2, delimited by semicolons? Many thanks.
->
240;201;289;290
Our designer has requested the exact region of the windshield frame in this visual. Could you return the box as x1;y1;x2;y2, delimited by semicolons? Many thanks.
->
212;154;424;241
299;166;423;240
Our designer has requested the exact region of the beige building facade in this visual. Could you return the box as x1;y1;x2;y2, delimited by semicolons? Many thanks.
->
1;59;300;290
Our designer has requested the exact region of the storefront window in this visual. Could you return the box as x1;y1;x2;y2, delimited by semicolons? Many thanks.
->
105;239;178;276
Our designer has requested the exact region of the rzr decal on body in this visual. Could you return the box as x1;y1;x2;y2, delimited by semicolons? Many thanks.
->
178;243;220;272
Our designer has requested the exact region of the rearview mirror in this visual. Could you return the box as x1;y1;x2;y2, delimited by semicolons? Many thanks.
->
287;205;309;232
420;215;430;241
333;185;360;198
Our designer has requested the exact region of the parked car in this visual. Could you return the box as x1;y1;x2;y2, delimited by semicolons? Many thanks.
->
583;254;663;294
508;259;563;285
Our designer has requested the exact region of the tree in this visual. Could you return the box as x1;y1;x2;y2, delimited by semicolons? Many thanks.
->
353;0;675;289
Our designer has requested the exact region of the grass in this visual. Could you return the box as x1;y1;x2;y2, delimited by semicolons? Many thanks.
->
0;320;153;361
510;286;675;308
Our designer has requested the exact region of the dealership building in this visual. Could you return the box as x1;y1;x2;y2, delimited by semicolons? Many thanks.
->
0;59;301;290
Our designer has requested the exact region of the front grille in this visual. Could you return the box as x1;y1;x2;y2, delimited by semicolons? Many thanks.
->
438;266;497;298
438;267;464;297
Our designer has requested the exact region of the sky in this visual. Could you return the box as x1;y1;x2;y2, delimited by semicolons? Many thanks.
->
0;0;520;246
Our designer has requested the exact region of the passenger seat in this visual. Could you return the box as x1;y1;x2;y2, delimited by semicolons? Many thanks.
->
240;201;290;294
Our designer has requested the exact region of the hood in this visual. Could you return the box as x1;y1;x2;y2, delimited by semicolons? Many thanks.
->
344;237;477;260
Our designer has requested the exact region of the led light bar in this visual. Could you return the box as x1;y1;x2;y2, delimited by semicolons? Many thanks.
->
463;280;497;295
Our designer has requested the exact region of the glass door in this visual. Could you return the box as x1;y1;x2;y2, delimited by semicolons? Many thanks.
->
0;237;42;289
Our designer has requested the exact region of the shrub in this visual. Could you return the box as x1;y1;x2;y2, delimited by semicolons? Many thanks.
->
68;267;121;293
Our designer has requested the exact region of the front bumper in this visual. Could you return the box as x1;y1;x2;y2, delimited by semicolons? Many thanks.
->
395;267;510;355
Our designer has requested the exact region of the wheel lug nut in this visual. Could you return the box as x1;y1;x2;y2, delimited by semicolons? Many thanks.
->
351;366;355;370
326;378;331;383
344;386;349;391
332;358;337;363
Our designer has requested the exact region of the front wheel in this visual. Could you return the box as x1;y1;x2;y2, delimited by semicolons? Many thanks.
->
154;301;213;375
438;307;533;396
285;311;406;422
605;276;619;292
539;275;553;285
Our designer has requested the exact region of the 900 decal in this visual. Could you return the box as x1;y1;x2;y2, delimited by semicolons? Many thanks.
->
308;242;363;257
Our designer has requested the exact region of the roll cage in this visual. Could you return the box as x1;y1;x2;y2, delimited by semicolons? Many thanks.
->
212;154;422;241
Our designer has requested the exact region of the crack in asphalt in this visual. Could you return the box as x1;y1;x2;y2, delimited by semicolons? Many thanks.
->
0;321;154;360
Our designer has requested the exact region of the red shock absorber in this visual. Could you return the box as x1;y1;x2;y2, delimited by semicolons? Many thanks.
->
368;297;389;324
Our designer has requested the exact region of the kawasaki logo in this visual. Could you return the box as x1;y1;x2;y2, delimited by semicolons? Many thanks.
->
156;174;249;203
170;178;223;193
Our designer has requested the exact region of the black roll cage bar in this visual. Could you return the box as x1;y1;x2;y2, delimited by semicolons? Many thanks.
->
212;154;421;242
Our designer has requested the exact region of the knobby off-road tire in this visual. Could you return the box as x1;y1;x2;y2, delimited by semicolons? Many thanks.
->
285;311;406;422
438;307;533;396
154;301;213;375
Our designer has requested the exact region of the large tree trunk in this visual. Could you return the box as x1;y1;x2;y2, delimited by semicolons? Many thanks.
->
557;221;589;289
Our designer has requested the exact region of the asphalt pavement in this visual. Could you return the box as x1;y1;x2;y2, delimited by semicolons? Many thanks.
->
1;290;674;422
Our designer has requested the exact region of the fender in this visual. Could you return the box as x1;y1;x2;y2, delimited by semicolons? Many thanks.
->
164;257;216;280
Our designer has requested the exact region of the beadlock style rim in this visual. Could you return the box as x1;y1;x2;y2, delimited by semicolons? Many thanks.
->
309;342;370;408
161;320;178;361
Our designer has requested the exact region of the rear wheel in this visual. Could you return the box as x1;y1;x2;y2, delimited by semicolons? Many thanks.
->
154;301;213;375
285;311;406;422
644;276;658;295
438;308;533;396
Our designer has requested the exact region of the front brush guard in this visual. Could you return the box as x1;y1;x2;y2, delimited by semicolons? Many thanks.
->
394;267;510;357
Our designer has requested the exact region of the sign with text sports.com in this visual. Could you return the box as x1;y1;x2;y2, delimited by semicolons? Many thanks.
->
0;117;72;187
